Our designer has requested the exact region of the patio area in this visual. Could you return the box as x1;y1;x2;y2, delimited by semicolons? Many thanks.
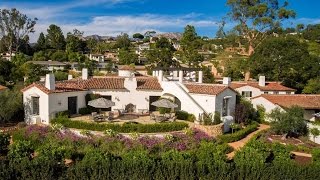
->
70;111;194;126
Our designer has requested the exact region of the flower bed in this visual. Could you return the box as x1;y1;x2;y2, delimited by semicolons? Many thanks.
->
52;116;189;133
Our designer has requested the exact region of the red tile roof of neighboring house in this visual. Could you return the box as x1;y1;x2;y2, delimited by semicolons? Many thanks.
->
136;77;162;91
252;94;320;109
184;83;233;95
21;76;163;94
0;85;8;91
230;82;295;91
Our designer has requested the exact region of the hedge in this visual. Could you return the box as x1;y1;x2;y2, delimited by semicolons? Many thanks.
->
0;133;10;154
218;122;259;143
176;110;195;122
52;117;189;133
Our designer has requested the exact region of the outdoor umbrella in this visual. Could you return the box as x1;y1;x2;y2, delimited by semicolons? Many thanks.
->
151;99;178;108
88;98;115;109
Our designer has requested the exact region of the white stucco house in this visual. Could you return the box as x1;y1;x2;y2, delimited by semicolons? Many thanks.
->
28;61;67;72
230;76;295;99
22;67;237;125
251;94;320;121
89;54;105;62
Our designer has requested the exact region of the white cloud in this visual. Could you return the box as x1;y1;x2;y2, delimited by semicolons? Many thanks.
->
29;14;219;42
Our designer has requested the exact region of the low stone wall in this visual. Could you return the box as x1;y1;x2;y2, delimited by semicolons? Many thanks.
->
193;123;224;137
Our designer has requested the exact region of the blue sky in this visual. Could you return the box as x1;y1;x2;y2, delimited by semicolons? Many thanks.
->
1;0;320;42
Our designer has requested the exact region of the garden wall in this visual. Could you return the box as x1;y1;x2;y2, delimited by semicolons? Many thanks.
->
193;123;224;137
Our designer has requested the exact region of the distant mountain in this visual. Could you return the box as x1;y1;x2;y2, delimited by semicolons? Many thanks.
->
156;32;182;40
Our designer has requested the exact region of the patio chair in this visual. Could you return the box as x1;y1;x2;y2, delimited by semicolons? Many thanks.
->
169;116;177;122
150;113;156;121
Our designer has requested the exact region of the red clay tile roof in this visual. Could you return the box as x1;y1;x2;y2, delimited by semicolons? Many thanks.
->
230;82;295;91
184;83;232;95
80;78;125;90
136;77;162;91
253;94;320;109
118;65;135;70
22;77;163;94
0;85;8;91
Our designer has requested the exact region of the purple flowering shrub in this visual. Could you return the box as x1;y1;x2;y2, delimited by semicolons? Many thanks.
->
12;125;215;157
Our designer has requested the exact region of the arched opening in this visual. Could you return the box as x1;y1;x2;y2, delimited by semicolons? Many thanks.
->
161;93;181;111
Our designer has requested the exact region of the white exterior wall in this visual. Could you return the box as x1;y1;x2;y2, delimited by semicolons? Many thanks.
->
189;94;216;114
48;91;88;122
252;97;316;121
308;123;320;144
23;87;49;124
235;85;261;98
215;89;237;116
91;89;162;111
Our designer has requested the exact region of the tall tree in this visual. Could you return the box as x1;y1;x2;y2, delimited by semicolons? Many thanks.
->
226;0;296;55
66;29;84;52
0;8;37;54
250;37;319;92
180;25;204;67
146;37;178;68
46;24;65;50
35;32;46;51
114;33;131;50
118;49;138;65
133;33;144;40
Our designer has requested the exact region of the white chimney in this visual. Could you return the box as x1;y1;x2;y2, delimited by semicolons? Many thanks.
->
259;76;266;86
45;74;55;90
158;70;163;81
179;70;183;83
82;68;88;80
223;77;231;86
152;70;156;77
173;71;178;79
198;71;203;83
68;74;73;80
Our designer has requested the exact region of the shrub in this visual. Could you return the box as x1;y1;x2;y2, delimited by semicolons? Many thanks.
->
0;133;10;154
218;122;259;143
213;112;222;125
56;110;70;118
78;107;92;115
176;110;194;122
176;110;189;120
269;106;308;137
8;140;33;162
312;148;320;164
51;117;189;133
158;107;171;114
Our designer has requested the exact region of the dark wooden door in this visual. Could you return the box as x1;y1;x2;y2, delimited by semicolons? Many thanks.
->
68;96;78;115
149;96;160;112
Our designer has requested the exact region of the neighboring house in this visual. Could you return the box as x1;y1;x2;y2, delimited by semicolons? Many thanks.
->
22;68;237;125
28;61;67;72
1;51;16;61
104;51;118;62
251;94;320;121
135;43;150;55
89;54;105;62
0;85;8;93
230;76;295;99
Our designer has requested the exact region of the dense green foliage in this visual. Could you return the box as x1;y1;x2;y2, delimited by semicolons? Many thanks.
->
52;116;189;133
0;133;10;154
175;110;195;122
0;90;23;123
2;125;320;179
218;122;258;143
269;106;308;136
250;37;319;92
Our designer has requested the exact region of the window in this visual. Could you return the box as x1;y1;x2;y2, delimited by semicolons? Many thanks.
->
264;92;269;94
274;91;279;94
242;91;252;97
32;97;40;115
222;98;229;116
286;92;291;95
